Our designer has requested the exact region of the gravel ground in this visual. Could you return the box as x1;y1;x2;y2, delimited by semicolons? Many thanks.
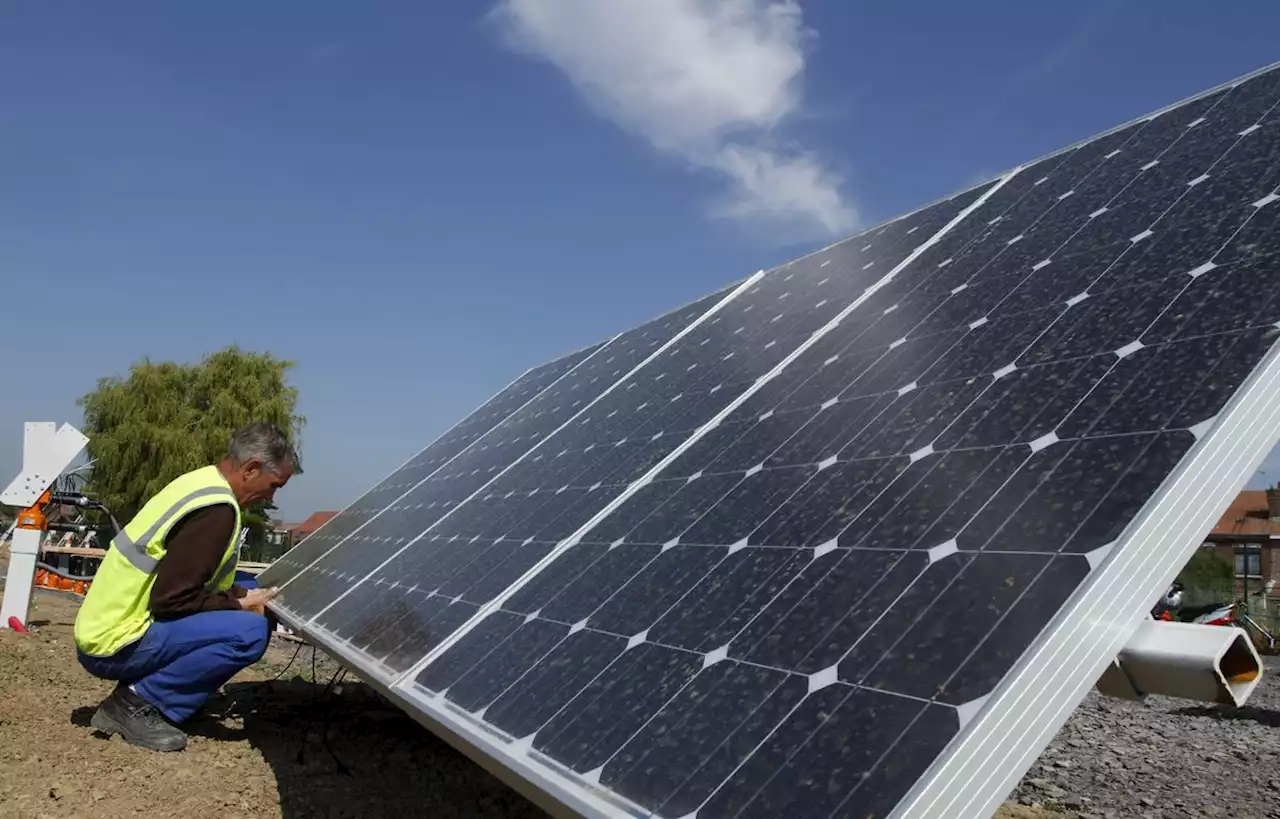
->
1013;656;1280;819
3;581;1279;818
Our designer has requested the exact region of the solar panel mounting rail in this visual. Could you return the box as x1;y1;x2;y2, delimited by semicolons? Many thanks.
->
267;59;1280;819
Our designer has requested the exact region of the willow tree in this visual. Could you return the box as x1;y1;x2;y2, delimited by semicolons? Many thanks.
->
77;346;305;535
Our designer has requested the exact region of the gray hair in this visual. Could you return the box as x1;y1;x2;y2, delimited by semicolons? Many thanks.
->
227;422;303;475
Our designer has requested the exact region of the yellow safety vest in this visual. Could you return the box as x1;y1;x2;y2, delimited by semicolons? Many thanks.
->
74;465;242;657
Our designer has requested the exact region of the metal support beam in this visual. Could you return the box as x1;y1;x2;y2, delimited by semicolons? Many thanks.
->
1;528;45;629
1096;619;1263;707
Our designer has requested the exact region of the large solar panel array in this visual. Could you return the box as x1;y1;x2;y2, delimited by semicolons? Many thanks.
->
269;62;1280;819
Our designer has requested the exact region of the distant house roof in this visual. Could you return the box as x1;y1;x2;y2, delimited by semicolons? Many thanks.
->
1208;489;1280;538
289;511;338;539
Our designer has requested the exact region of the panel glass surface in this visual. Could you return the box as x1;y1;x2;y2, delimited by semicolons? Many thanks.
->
294;184;995;675
260;342;607;587
412;68;1280;819
272;286;739;615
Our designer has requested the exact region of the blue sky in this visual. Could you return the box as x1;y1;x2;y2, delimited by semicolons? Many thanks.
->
4;1;1280;522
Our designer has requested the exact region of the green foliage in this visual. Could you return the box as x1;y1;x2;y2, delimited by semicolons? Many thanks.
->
1176;547;1235;594
241;502;275;532
77;346;305;524
239;500;277;558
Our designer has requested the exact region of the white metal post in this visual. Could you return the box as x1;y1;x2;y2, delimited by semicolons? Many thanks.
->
0;422;89;630
1;528;45;628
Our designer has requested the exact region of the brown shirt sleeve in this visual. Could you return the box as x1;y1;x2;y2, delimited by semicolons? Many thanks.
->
149;504;242;620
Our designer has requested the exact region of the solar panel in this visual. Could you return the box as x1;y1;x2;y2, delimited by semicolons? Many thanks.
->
269;62;1280;819
273;183;992;678
259;341;608;588
269;283;741;612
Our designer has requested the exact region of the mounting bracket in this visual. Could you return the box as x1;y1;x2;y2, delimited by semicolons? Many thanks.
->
1095;618;1263;707
1;422;90;630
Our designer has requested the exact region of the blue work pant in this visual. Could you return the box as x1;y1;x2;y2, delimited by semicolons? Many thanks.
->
77;610;270;723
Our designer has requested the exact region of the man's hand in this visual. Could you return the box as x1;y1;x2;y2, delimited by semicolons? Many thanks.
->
239;586;279;616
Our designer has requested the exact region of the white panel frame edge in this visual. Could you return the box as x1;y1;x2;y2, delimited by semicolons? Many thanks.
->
889;334;1280;819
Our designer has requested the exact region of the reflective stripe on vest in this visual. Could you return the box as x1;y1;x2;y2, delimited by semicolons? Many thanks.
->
113;485;238;574
74;465;242;657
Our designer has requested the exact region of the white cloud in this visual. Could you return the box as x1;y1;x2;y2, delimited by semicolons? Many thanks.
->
488;0;858;241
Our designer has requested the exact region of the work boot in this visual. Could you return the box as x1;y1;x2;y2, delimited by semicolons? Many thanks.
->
89;685;187;752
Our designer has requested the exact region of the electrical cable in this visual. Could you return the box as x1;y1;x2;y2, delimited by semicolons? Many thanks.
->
48;492;122;537
207;635;352;776
319;667;352;775
269;642;306;685
28;493;120;592
293;650;352;775
201;637;308;720
34;561;96;582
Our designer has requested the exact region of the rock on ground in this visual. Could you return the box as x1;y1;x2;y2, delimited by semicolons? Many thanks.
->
1012;656;1280;819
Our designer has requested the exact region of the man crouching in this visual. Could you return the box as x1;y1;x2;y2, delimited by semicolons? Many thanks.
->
73;422;299;751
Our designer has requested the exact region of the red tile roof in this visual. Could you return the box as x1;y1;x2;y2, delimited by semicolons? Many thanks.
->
1208;490;1280;537
289;511;338;538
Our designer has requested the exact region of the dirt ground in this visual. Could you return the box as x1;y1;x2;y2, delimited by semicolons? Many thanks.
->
0;589;1067;819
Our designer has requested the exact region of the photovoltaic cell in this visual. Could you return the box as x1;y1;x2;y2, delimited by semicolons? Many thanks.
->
269;64;1280;819
259;341;607;587
271;284;738;614
277;184;994;677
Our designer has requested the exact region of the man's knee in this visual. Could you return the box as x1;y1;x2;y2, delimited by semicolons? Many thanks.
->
228;613;271;663
76;648;117;682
